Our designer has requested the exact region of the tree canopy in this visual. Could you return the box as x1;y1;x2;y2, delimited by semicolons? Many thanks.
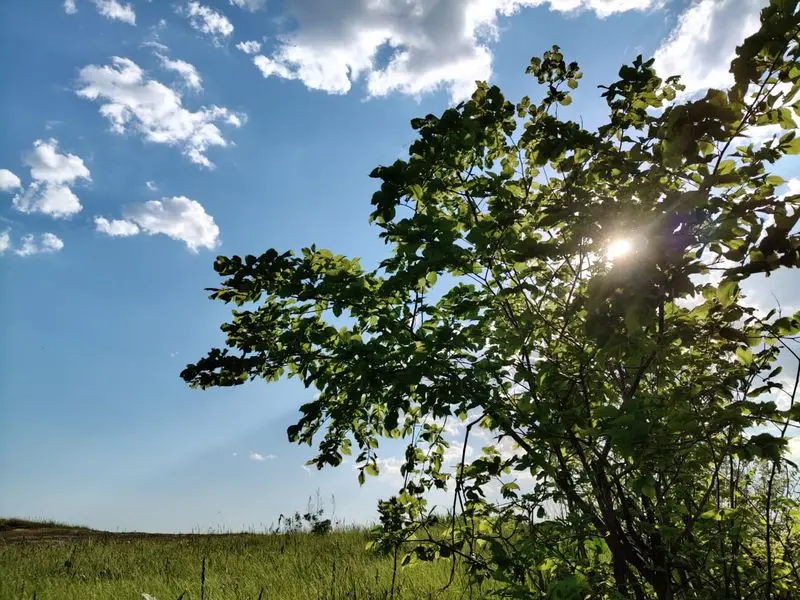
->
182;1;800;597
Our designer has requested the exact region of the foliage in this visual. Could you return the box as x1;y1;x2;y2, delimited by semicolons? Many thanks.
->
276;491;336;535
183;1;800;597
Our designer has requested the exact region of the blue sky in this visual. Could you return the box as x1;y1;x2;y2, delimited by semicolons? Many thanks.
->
0;0;797;533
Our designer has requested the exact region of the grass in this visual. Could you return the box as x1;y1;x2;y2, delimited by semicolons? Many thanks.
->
0;520;478;600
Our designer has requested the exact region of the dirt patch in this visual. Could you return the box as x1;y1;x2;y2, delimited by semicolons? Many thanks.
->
0;520;260;544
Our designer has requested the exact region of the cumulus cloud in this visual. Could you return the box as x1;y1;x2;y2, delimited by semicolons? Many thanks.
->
230;0;266;10
13;184;83;218
10;139;90;218
25;138;90;185
14;233;65;257
0;230;10;254
0;169;21;191
249;451;276;461
156;53;203;91
654;0;766;96
94;216;141;236
63;0;136;23
236;40;262;54
376;456;404;483
77;57;242;168
92;0;136;24
95;196;221;252
182;2;234;42
145;180;158;191
247;0;658;101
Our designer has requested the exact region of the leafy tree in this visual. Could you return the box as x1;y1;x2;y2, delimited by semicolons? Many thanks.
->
182;1;800;597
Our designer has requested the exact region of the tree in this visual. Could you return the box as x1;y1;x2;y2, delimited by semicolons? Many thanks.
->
182;1;800;597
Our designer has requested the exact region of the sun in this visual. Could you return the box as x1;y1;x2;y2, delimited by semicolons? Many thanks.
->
607;238;633;261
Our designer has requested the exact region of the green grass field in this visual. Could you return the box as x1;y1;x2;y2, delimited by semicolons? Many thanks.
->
0;519;477;600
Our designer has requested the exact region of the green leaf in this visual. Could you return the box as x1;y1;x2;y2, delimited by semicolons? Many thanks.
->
766;175;785;186
716;281;738;307
774;316;800;335
783;137;800;154
642;482;657;500
700;509;722;521
717;160;737;175
720;327;750;344
735;347;753;365
746;433;787;461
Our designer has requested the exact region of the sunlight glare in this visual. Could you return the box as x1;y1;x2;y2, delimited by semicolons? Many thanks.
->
607;238;633;261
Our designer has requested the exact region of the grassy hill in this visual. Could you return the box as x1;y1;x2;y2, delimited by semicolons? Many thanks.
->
0;519;474;600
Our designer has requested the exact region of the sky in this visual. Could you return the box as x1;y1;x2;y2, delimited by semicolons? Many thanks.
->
0;0;798;533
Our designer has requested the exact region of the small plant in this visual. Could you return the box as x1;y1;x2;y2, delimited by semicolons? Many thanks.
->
310;517;332;536
276;489;336;535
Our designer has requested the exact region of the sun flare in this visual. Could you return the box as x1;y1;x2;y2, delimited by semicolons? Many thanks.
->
607;238;633;261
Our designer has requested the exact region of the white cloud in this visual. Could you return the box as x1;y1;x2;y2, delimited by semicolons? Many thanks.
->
63;0;136;23
41;233;64;252
782;178;800;199
25;138;90;185
95;196;220;252
376;456;404;483
14;233;65;257
443;441;475;464
145;180;158;191
94;216;141;236
654;0;766;96
183;2;234;41
156;54;203;91
10;139;90;218
13;183;83;218
143;39;169;53
739;123;786;148
230;0;266;10
249;451;276;461
236;40;262;54
248;0;658;101
0;169;21;191
789;437;800;466
93;0;136;25
77;57;242;168
0;230;10;254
